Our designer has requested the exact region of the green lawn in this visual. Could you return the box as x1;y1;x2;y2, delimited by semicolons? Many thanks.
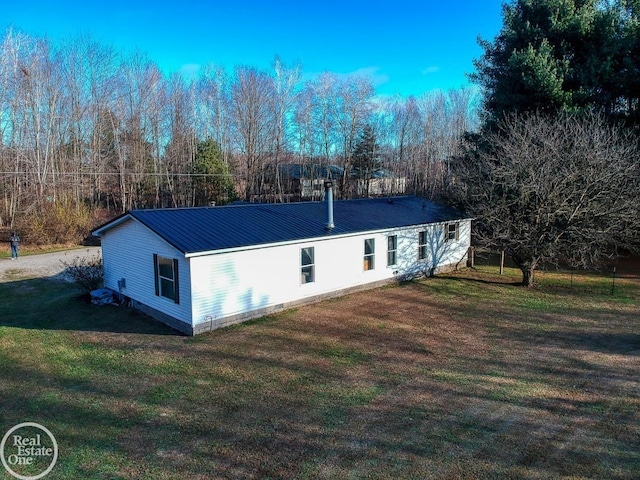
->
0;266;638;479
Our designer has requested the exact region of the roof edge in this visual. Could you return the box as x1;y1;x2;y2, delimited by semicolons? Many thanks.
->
91;212;133;236
184;216;474;258
92;211;189;255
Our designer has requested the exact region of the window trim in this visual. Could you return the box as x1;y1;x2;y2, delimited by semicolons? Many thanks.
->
387;235;397;267
301;246;315;284
364;238;375;271
153;254;180;304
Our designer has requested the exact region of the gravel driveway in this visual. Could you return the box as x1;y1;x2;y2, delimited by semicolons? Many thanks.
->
0;246;101;282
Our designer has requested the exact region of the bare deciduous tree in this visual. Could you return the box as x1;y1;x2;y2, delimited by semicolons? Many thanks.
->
0;28;480;241
332;75;374;198
230;66;274;200
196;65;230;163
270;55;301;201
449;111;640;286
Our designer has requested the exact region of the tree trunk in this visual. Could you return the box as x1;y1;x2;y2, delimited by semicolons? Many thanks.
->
512;253;537;287
520;266;535;287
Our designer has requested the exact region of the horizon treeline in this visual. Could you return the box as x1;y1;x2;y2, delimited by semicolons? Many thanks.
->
0;28;478;236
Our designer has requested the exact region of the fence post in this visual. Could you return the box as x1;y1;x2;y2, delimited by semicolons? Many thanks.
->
499;250;505;275
611;266;616;296
570;267;574;289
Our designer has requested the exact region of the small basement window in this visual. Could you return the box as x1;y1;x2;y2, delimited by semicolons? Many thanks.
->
387;235;397;267
301;247;315;284
154;254;179;303
364;238;375;271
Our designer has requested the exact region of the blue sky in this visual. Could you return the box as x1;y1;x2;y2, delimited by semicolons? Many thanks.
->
1;0;505;97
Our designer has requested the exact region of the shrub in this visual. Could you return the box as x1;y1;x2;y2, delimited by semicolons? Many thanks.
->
61;254;104;294
15;199;93;246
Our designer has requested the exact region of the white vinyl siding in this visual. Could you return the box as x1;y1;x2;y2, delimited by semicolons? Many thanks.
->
191;234;387;325
190;221;471;328
100;218;191;324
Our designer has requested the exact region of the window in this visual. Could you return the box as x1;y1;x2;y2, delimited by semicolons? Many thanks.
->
445;222;459;242
364;238;375;271
301;247;315;284
153;254;179;303
387;235;397;266
418;231;427;260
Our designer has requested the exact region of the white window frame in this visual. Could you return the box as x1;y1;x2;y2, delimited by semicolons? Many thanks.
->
154;254;179;303
387;235;397;267
418;230;427;260
364;238;375;271
301;247;315;284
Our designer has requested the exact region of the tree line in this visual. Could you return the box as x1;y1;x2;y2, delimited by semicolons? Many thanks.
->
6;0;638;281
0;28;478;241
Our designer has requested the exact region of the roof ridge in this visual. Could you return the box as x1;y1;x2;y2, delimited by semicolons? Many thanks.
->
129;195;424;213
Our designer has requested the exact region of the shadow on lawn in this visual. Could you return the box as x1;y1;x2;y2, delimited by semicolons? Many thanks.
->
432;273;524;287
0;275;178;335
501;324;640;356
550;331;640;355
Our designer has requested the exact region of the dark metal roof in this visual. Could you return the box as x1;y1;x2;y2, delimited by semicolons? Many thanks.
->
96;196;469;254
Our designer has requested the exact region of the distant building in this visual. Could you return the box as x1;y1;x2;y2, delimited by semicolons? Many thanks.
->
277;164;406;200
354;170;407;197
278;164;345;200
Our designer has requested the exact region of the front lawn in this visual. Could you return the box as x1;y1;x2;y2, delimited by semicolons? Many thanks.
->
0;266;638;479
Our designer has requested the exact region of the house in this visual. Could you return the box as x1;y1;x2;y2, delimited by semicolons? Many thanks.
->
353;169;407;197
275;164;406;201
277;164;345;200
92;185;472;335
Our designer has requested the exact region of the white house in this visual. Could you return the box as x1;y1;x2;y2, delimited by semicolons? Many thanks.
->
92;188;472;335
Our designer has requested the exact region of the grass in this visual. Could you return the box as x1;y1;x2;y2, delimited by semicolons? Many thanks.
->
0;266;638;479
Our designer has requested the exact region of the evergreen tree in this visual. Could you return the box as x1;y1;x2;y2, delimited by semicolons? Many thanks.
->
351;125;382;197
472;0;640;125
192;139;236;206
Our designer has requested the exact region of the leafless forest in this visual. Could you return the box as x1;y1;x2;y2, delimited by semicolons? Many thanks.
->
0;29;478;242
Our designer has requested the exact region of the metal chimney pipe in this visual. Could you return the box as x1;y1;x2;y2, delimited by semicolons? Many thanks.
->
324;180;334;230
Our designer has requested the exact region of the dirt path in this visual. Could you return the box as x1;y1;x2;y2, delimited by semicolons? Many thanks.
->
0;247;101;282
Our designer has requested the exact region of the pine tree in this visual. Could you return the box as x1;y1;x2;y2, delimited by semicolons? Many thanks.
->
472;0;640;126
351;125;382;197
192;139;236;206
